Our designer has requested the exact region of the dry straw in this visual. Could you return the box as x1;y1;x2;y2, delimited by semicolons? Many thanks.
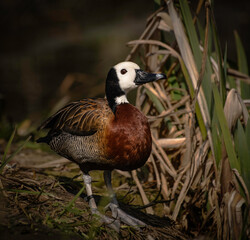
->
124;0;250;238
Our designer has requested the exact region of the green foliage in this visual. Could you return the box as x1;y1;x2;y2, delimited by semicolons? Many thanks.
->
211;109;222;166
212;84;240;171
234;31;250;99
235;120;250;191
180;0;213;112
210;9;227;103
60;185;86;218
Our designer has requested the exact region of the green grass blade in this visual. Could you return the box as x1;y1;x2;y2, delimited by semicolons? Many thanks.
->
197;19;205;44
234;31;250;99
246;118;250;148
210;11;226;103
145;88;165;113
212;84;240;170
234;120;250;191
179;0;202;70
180;56;207;139
179;0;213;112
0;135;31;173
241;120;250;190
179;59;207;139
60;185;85;217
1;127;16;162
211;109;222;166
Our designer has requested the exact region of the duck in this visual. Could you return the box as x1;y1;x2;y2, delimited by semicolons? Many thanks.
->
37;61;166;230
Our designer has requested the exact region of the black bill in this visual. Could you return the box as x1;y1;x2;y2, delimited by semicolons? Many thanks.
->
134;69;166;85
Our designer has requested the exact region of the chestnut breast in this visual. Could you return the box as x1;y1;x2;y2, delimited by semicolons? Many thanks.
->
104;103;152;171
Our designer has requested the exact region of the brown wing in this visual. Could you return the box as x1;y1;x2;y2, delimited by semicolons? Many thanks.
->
38;98;113;136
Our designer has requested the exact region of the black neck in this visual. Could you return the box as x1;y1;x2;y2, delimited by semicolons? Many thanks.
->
105;68;125;114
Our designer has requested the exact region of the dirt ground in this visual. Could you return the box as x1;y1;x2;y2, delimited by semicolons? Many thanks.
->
0;147;189;239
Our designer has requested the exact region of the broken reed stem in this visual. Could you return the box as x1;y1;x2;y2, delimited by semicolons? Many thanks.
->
180;102;193;169
193;0;205;24
152;145;175;179
131;170;154;215
189;141;210;190
149;155;161;190
144;84;164;104
152;139;176;178
152;136;176;174
157;137;185;150
160;171;169;200
171;101;195;220
147;95;190;120
170;162;189;202
227;68;250;84
191;141;210;188
127;39;181;60
172;168;191;221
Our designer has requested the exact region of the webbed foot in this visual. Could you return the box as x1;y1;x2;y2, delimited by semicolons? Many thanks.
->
106;202;145;229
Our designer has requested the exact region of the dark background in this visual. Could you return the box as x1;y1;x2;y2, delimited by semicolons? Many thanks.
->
0;0;249;122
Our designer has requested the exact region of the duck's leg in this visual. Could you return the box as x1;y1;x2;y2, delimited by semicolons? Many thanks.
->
82;173;98;212
104;170;146;227
103;170;118;205
82;172;120;231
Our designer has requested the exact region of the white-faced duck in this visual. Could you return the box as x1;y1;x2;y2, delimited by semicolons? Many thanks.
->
37;61;166;230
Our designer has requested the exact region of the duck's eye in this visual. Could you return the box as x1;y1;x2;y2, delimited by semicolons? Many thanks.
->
120;69;127;75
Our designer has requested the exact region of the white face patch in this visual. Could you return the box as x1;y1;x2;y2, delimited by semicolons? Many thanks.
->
114;61;140;93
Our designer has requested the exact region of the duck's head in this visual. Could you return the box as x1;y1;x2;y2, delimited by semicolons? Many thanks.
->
105;61;166;113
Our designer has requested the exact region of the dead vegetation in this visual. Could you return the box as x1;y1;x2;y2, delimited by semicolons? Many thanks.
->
124;0;250;239
0;149;188;239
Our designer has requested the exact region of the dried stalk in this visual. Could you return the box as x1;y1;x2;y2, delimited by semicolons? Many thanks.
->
157;137;185;150
152;144;176;178
131;170;154;214
152;135;176;175
149;155;161;189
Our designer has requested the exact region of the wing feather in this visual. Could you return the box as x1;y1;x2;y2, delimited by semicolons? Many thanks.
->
38;98;112;136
